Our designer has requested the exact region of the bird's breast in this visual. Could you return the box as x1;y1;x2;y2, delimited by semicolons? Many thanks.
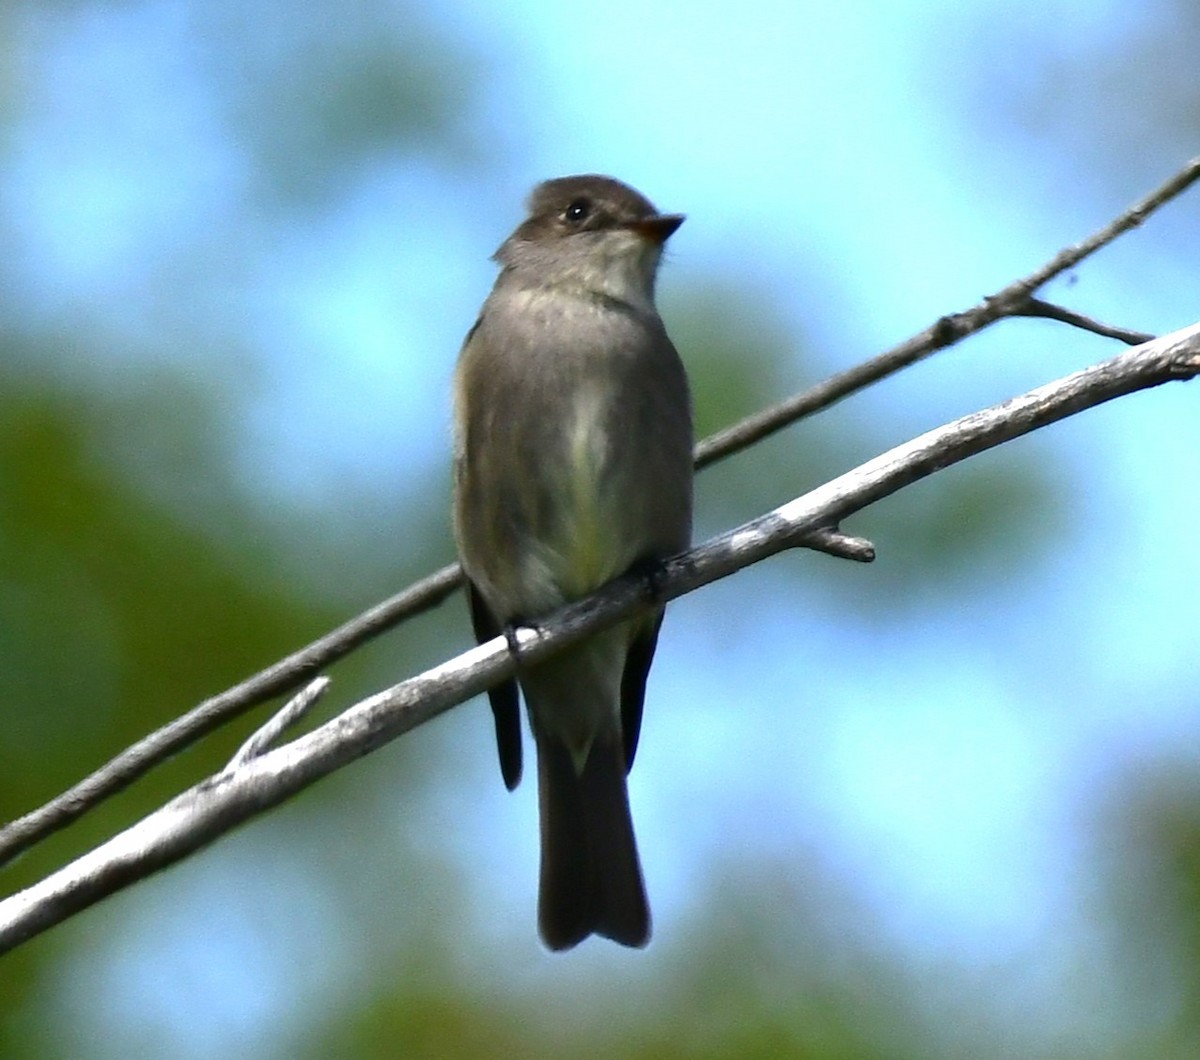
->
555;375;617;595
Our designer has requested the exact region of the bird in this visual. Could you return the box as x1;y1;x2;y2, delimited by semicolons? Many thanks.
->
452;174;693;950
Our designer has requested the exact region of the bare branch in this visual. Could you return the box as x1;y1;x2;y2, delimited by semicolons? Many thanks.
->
0;565;463;868
2;321;1195;954
1017;299;1154;345
224;677;330;773
3;156;1197;871
695;156;1200;470
1017;158;1200;293
804;528;876;563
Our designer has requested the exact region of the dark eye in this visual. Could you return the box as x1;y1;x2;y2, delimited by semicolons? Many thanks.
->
563;198;592;224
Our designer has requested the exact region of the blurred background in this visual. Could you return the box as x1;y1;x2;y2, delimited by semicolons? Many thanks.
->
2;0;1198;1056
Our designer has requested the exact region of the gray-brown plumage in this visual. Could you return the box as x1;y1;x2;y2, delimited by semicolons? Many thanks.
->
452;175;693;950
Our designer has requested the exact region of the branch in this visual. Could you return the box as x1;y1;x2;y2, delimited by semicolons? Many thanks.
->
3;156;1197;870
1016;299;1153;345
0;563;463;869
2;321;1195;954
695;154;1200;469
223;677;330;772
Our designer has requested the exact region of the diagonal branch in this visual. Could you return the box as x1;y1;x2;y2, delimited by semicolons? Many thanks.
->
223;677;331;773
1015;299;1153;345
0;563;464;869
1;320;1196;954
694;153;1200;469
2;156;1197;872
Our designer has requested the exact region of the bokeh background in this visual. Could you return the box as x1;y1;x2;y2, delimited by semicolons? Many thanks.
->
2;0;1199;1056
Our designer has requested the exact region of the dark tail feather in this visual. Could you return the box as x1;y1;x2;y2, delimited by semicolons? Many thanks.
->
536;732;650;951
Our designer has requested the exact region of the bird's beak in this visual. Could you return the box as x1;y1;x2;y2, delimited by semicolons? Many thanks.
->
627;214;685;244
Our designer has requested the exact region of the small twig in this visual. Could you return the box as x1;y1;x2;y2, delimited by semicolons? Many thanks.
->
224;677;330;773
1;320;1194;953
781;529;871;562
1017;299;1154;345
805;527;875;563
2;156;1197;871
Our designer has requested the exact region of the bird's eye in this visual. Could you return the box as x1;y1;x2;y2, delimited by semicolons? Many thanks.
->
564;198;592;224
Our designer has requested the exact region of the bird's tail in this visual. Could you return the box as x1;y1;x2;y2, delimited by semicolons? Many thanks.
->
535;729;650;951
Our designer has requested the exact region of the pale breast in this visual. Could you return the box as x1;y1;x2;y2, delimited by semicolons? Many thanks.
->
460;281;691;618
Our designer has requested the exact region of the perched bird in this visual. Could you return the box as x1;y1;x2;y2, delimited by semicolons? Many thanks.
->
452;175;693;950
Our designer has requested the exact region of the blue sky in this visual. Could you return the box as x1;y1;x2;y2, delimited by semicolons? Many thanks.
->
7;0;1199;1052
